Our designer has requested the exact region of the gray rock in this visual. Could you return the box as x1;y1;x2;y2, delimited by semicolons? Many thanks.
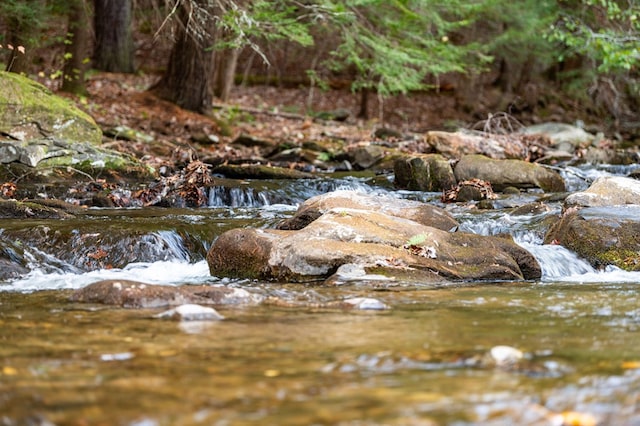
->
523;122;595;149
454;154;565;192
565;176;640;208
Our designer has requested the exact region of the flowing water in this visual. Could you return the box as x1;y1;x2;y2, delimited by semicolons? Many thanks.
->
1;169;639;425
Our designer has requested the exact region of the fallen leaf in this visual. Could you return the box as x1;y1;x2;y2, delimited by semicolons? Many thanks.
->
622;361;640;369
559;411;597;426
2;366;18;375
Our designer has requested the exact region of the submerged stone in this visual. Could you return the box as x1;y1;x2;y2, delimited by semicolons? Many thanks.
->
155;304;224;321
70;280;262;308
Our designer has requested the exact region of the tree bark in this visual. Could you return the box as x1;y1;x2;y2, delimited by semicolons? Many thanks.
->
93;0;135;73
61;0;90;94
214;47;240;102
150;0;215;113
358;88;370;119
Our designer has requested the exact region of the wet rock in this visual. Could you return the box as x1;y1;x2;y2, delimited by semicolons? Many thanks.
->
0;258;29;281
70;280;262;308
489;345;524;367
277;190;458;231
426;130;530;159
544;206;640;271
209;200;541;282
0;199;75;219
510;202;551;216
341;297;389;310
564;176;640;208
3;226;197;270
393;153;456;192
211;163;315;180
454;154;565;192
154;304;224;321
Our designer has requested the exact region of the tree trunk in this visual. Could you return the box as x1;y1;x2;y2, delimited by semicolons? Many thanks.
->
61;0;90;95
358;88;370;119
93;0;135;73
150;0;215;113
215;48;240;102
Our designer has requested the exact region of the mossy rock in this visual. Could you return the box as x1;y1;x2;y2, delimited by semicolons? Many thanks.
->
212;164;315;180
544;207;640;271
393;153;456;191
0;199;75;219
0;71;102;145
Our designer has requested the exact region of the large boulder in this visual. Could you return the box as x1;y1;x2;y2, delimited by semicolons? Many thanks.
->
545;206;640;271
564;176;640;208
208;193;541;283
0;72;153;180
546;176;640;271
277;190;458;231
393;154;457;192
454;155;565;192
0;71;101;146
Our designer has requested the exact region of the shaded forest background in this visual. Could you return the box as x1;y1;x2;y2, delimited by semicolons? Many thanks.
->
1;0;638;139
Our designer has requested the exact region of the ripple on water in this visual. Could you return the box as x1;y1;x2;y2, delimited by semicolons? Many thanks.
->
2;260;214;292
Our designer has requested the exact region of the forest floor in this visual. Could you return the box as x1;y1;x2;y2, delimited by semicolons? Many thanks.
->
65;71;599;172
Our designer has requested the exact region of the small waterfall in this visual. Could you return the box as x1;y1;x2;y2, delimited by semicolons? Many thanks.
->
518;242;596;281
457;211;601;282
154;230;190;262
208;186;273;207
207;177;390;208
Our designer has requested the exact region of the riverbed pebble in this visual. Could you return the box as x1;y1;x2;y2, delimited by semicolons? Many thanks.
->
154;304;224;321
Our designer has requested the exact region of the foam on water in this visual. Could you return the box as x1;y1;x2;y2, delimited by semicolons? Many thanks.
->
2;260;213;293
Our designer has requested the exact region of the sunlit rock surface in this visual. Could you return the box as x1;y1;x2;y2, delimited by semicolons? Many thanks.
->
208;191;541;282
277;190;458;231
564;176;640;208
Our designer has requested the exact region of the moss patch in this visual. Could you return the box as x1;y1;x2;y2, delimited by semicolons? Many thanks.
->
0;71;102;145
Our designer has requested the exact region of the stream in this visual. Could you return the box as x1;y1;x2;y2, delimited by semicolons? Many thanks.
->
1;165;639;425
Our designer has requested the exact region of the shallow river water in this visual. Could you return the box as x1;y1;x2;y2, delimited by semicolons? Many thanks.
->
1;167;639;425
